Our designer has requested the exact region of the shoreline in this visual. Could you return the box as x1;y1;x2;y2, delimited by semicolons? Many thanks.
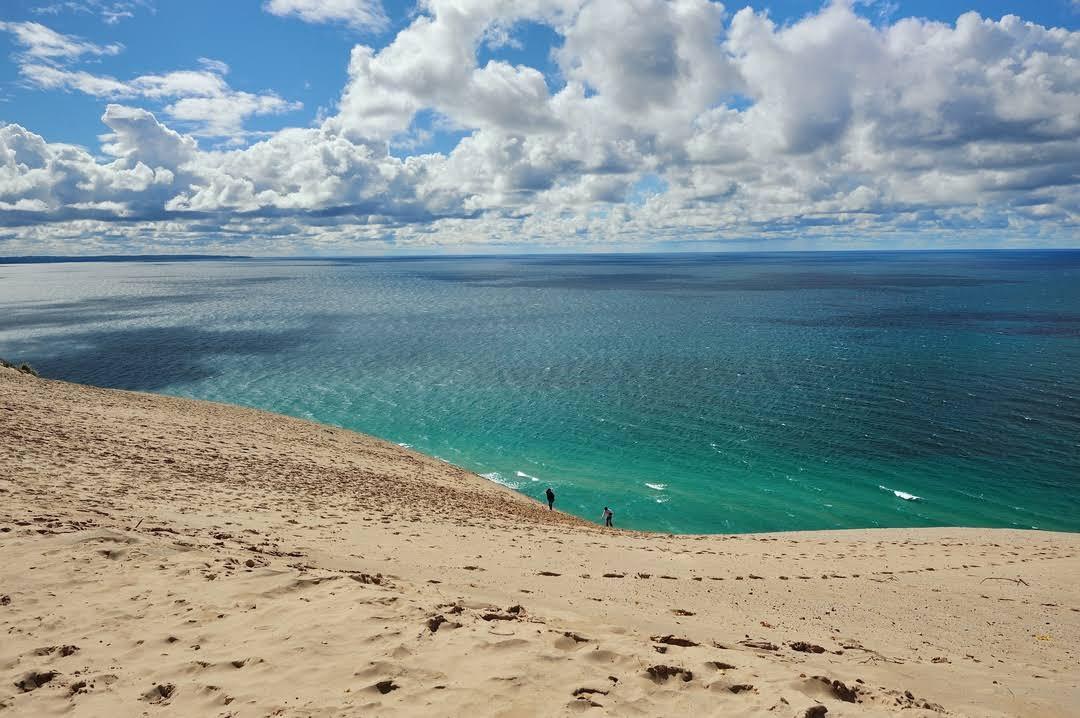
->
3;366;1079;716
17;369;1073;539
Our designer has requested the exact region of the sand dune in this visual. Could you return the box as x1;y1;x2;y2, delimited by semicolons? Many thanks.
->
1;366;1078;717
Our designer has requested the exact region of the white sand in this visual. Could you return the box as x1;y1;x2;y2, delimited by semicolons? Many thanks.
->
1;367;1078;717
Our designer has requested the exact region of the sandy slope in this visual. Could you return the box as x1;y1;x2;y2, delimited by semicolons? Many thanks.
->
1;367;1078;717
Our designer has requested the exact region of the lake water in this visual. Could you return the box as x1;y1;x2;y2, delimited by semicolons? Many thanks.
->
2;251;1078;534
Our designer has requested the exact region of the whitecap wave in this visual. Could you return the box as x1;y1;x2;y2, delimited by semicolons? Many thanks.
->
645;482;666;491
880;485;921;501
516;470;541;482
481;471;516;488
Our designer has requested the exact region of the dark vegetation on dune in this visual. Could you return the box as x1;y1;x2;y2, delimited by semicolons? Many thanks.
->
0;358;38;376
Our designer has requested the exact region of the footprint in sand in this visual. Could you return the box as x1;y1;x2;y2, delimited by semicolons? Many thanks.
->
554;633;591;651
15;671;57;693
141;683;176;704
652;635;700;647
646;665;693;683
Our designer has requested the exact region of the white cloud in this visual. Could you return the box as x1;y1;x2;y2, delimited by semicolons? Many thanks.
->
196;57;230;75
0;1;1077;253
31;1;152;25
100;103;197;169
1;20;299;140
0;20;122;61
165;94;302;139
557;0;732;117
329;0;585;142
19;63;132;96
14;61;301;139
0;110;183;219
263;0;388;32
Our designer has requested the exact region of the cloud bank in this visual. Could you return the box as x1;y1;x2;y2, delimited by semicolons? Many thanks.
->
1;0;1077;254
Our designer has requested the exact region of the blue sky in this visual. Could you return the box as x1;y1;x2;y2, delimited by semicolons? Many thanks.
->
0;0;1077;254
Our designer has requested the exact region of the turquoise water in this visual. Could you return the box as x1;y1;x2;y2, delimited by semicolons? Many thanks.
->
2;251;1078;534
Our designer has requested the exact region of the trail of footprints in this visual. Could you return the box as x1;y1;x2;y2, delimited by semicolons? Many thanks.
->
4;511;1076;716
526;537;1078;616
408;598;949;714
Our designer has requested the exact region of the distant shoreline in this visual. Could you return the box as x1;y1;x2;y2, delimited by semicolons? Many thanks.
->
3;247;1080;266
0;254;252;265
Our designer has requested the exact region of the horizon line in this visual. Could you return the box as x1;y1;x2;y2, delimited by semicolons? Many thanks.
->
4;247;1080;265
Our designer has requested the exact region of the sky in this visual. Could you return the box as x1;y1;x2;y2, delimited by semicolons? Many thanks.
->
0;0;1077;255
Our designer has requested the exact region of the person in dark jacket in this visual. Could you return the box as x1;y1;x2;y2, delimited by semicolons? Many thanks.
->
545;487;555;510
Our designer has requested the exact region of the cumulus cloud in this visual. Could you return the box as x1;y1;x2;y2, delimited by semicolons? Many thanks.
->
557;0;732;117
100;104;197;170
0;107;185;221
0;0;1077;254
263;0;388;32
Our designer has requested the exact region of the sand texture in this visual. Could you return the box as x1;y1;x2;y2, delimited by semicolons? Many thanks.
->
1;367;1078;717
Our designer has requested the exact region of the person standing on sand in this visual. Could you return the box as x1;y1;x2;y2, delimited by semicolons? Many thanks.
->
545;487;555;510
602;506;613;527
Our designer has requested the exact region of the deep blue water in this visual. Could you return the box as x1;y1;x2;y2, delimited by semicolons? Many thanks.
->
2;251;1078;534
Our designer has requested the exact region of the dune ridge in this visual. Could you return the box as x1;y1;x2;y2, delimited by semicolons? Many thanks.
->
1;367;1078;717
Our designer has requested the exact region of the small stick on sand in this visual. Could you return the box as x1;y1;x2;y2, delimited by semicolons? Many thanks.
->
979;577;1029;586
